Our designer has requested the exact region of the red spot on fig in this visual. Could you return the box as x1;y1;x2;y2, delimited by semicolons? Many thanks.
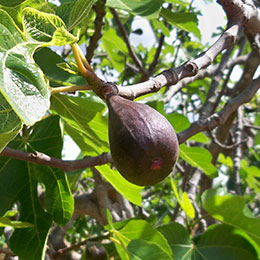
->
151;158;163;170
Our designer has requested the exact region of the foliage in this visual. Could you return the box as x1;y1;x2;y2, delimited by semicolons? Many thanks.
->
0;0;259;259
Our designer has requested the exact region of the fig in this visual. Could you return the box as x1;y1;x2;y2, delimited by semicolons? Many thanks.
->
104;85;179;186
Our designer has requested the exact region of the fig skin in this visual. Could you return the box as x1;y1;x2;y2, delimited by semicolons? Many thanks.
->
105;86;179;186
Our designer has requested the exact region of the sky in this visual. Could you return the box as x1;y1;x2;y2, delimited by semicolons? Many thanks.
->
130;1;226;47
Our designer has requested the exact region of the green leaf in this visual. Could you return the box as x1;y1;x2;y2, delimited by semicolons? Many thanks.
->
0;154;52;260
96;165;142;206
203;192;260;245
170;178;195;219
196;224;260;260
152;19;170;37
0;216;34;228
179;144;217;177
0;9;50;126
106;0;162;19
113;220;173;259
28;116;74;225
182;193;195;219
22;7;77;45
68;0;97;30
105;209;114;229
244;166;260;195
102;28;128;72
161;8;201;38
51;94;109;155
0;96;22;151
0;116;73;259
218;153;233;168
166;113;209;143
158;222;259;260
0;0;25;7
157;222;193;259
34;47;86;86
127;239;173;260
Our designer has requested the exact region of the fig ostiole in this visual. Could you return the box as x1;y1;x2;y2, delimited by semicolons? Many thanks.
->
103;85;179;186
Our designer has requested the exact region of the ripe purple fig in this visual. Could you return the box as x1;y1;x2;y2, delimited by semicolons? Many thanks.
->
104;85;179;186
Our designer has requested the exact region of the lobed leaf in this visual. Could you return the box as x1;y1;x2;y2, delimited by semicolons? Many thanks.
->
158;222;259;259
127;239;173;260
203;192;260;245
22;7;77;45
112;220;173;260
0;9;51;150
0;116;73;259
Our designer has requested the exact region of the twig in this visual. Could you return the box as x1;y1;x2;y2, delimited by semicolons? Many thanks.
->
244;124;260;130
232;107;243;195
109;8;148;79
177;75;260;144
209;131;248;150
0;148;112;172
200;46;235;118
148;33;165;74
86;0;106;62
163;54;248;102
0;247;15;257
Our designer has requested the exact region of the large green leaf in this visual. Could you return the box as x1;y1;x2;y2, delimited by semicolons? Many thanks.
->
196;224;260;259
179;144;217;177
0;116;73;260
157;222;259;259
28;116;74;224
203;193;260;246
106;0;162;19
112;220;173;260
157;222;192;259
0;92;22;152
22;7;78;45
0;9;50;135
51;94;109;155
127;239;173;260
161;8;201;38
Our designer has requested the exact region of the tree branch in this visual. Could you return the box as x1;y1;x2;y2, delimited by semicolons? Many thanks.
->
86;0;106;62
163;54;248;102
232;107;243;195
109;8;148;79
177;75;260;144
117;23;241;99
217;0;260;36
0;148;112;172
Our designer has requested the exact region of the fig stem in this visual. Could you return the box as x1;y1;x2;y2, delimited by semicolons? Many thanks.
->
51;85;93;94
71;43;101;85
